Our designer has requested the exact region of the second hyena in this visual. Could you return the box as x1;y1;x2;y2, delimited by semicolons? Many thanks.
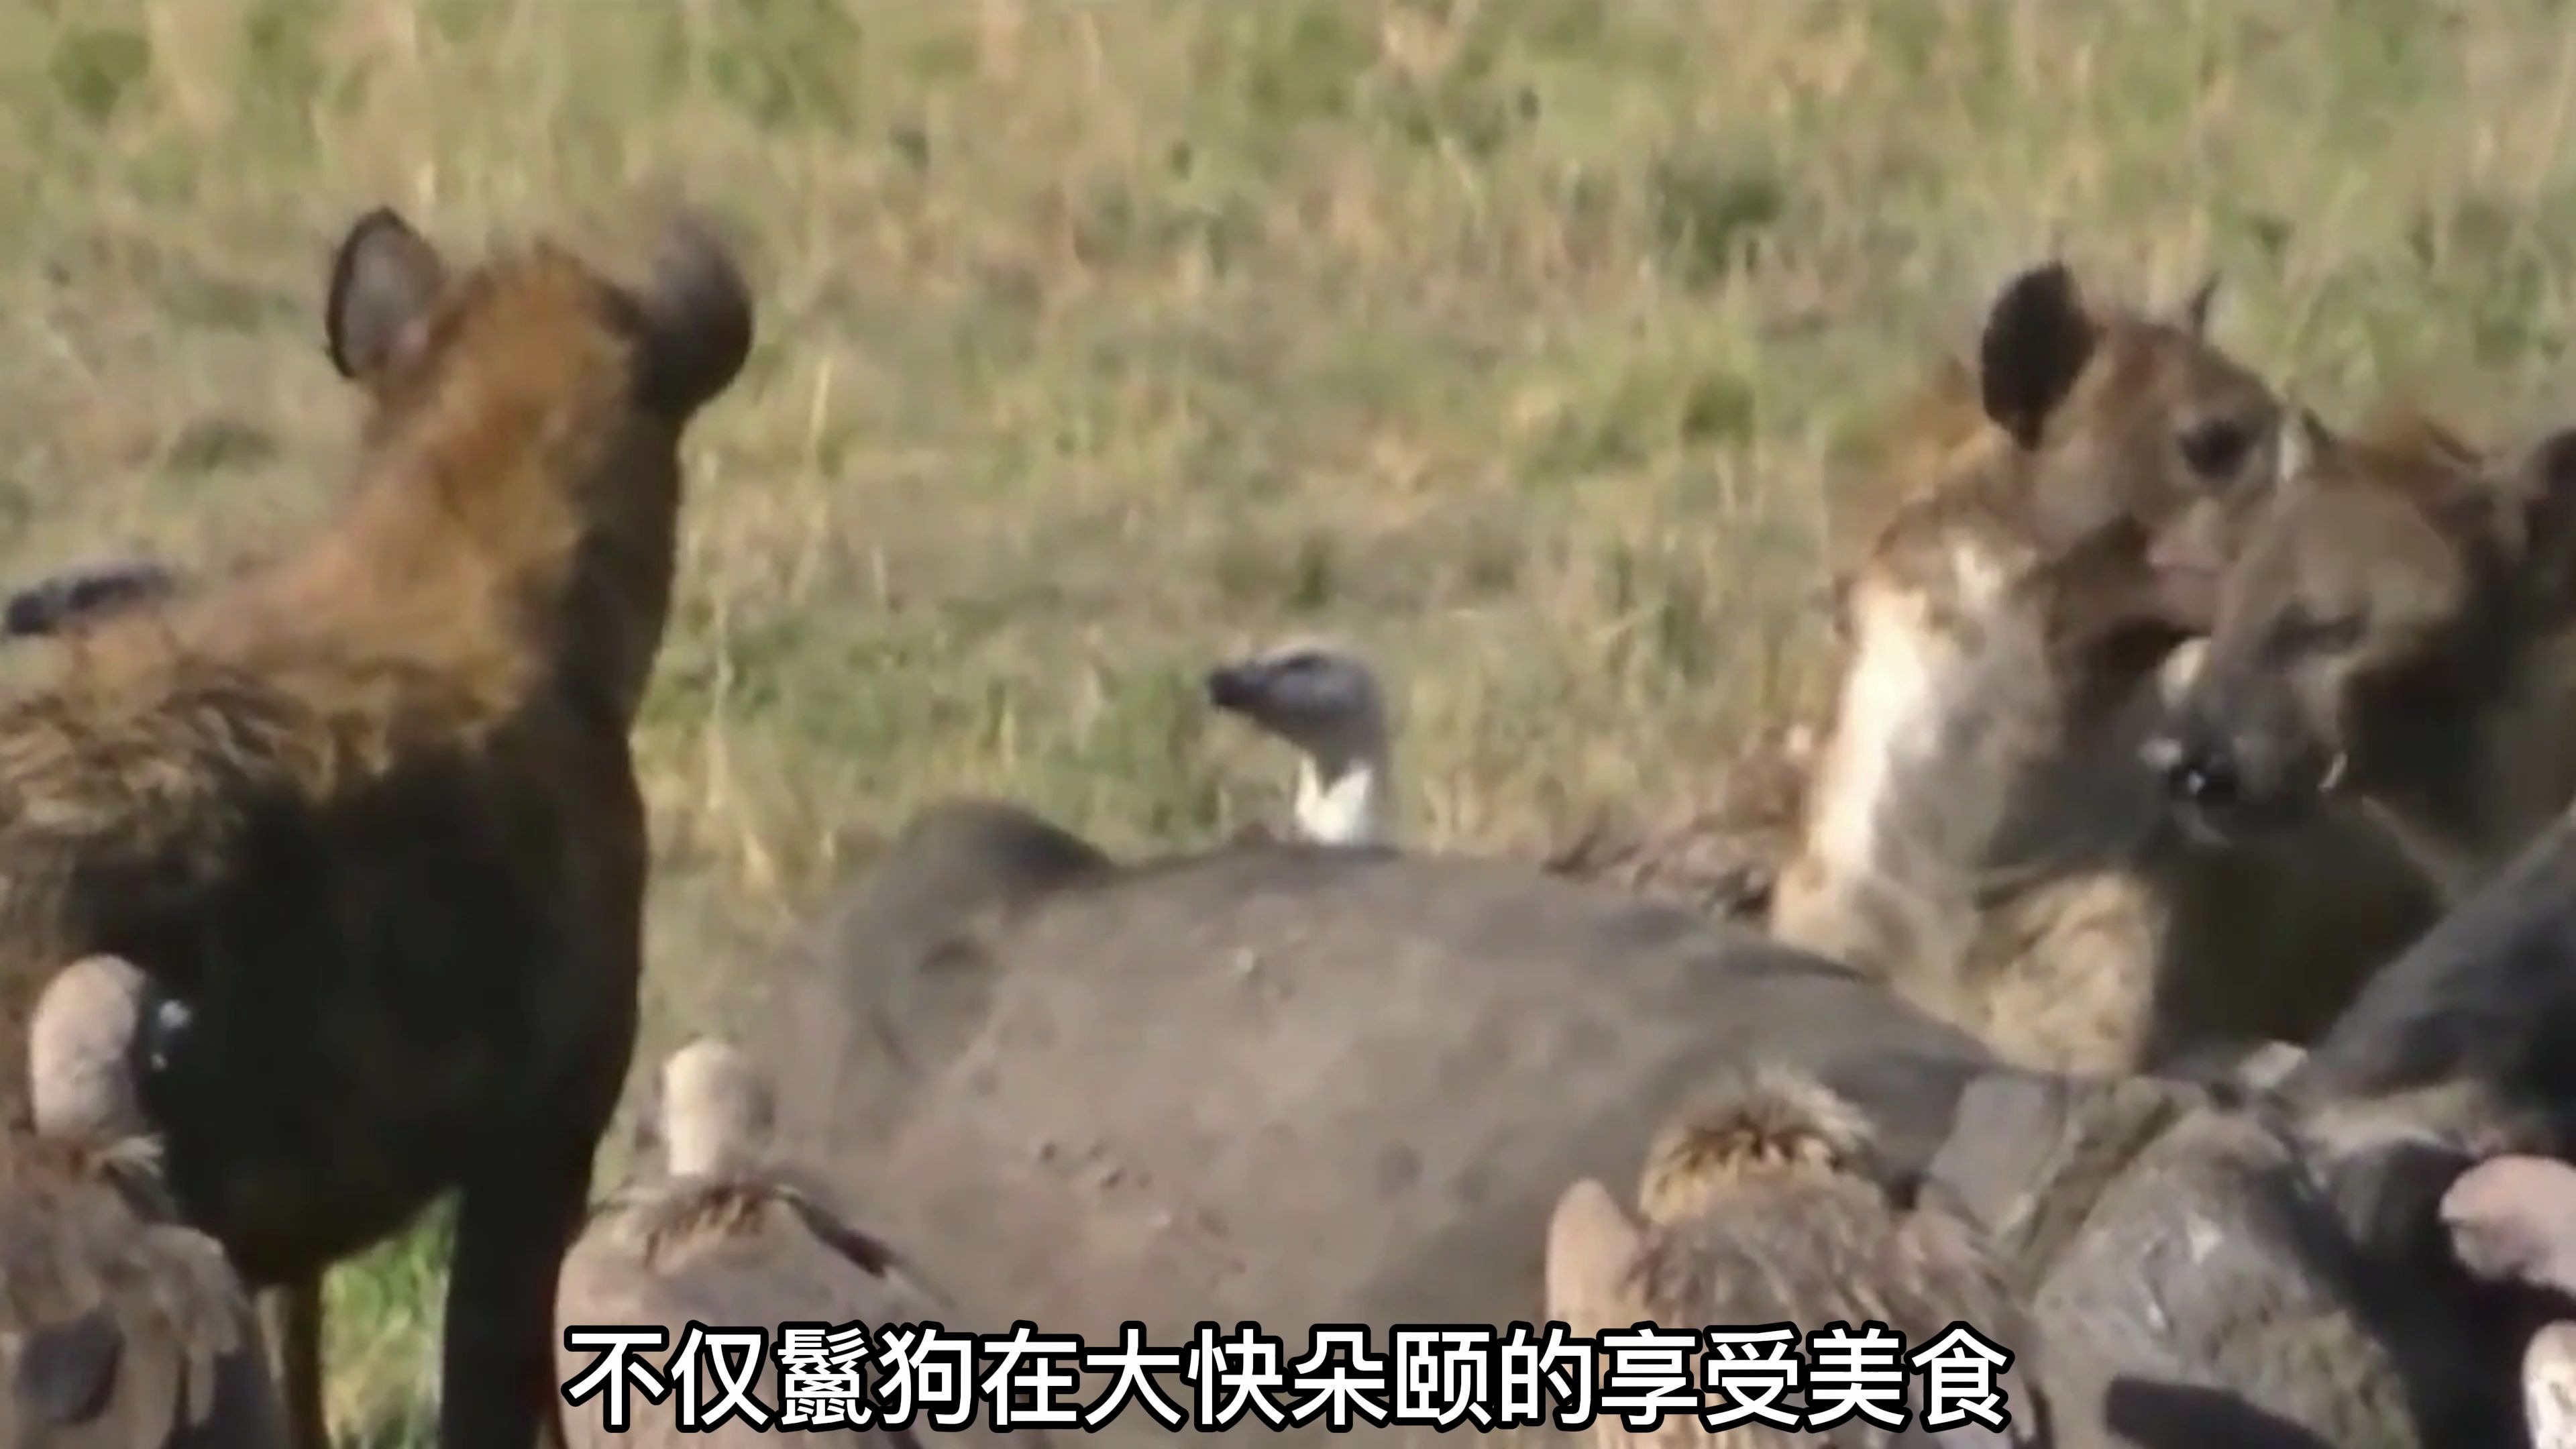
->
1768;264;2439;1074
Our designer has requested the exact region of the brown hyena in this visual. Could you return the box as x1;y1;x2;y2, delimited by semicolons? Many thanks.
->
1765;263;2440;1075
2145;408;2576;904
1546;1065;2055;1447
0;203;752;1449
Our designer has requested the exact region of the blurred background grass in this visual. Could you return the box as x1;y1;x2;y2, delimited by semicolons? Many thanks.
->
4;0;2576;1437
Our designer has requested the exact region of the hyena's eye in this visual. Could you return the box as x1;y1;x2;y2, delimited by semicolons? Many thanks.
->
2179;417;2257;481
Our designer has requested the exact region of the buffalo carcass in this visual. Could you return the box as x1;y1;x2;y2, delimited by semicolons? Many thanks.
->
760;800;1996;1444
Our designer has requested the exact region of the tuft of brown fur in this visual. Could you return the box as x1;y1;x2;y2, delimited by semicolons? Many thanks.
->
557;1042;987;1447
1550;1066;2048;1448
593;1169;906;1282
0;204;751;1449
1636;1064;1880;1226
0;1130;174;1224
0;1110;280;1443
1615;1195;2036;1399
604;1177;796;1271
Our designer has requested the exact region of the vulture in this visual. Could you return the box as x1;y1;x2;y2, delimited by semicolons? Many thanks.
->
1205;639;1396;849
0;954;282;1447
556;1037;1034;1448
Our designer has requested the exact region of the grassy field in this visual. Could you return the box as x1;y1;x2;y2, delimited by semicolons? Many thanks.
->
4;0;2576;1438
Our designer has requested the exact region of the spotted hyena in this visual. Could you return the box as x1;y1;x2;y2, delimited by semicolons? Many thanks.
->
1768;264;2439;1074
0;203;752;1449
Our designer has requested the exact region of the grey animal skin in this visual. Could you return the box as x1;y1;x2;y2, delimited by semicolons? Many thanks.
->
1923;1069;2459;1449
556;1038;1034;1448
0;955;284;1448
767;798;1115;1150
2024;1099;2422;1448
762;801;1996;1446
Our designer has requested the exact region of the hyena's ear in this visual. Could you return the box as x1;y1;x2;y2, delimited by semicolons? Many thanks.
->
324;206;447;384
1545;1178;1649;1334
631;210;754;423
1978;262;2099;450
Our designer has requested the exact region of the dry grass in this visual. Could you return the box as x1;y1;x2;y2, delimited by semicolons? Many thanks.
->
3;0;2575;1437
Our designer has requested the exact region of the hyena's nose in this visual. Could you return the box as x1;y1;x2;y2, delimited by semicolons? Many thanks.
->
2143;730;2244;808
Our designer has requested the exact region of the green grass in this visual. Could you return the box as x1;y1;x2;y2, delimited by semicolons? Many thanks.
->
6;0;2576;1437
